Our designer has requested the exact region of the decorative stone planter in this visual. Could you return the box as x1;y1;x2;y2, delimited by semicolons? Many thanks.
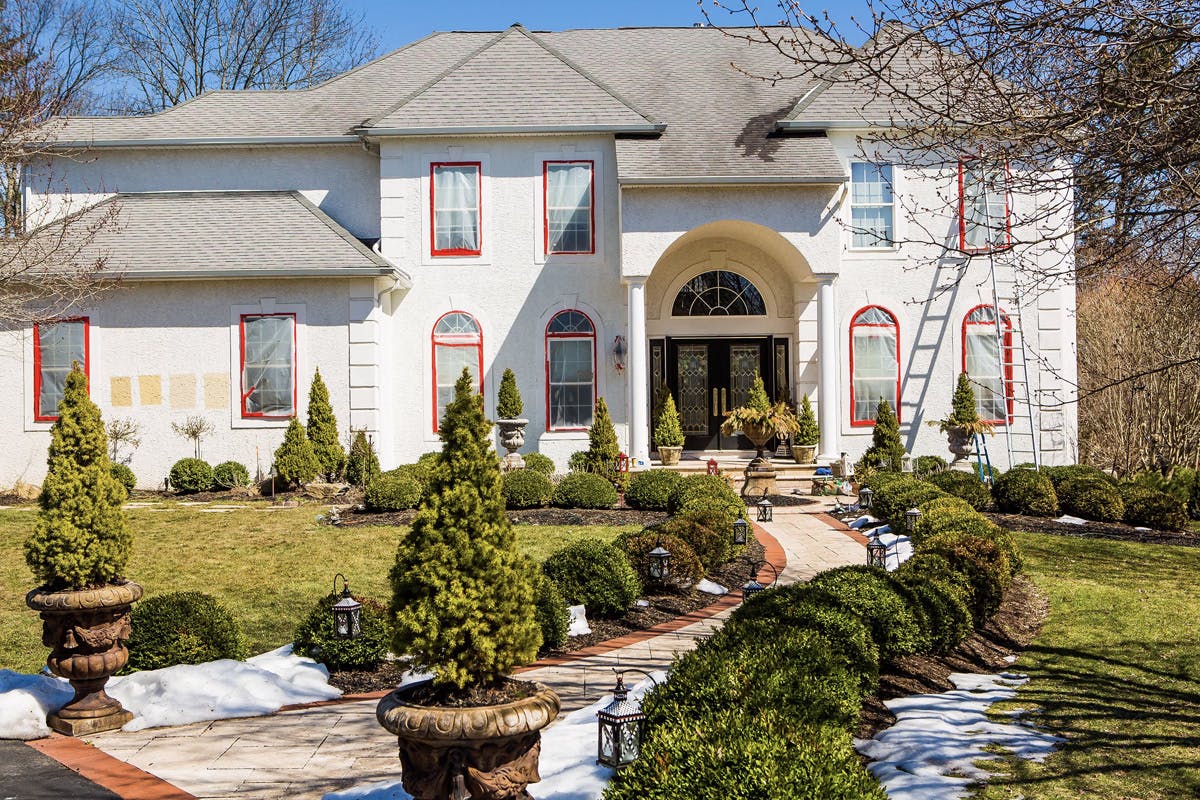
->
740;421;775;470
792;444;818;465
377;680;561;800
657;445;683;466
947;425;974;470
496;419;529;472
26;581;143;735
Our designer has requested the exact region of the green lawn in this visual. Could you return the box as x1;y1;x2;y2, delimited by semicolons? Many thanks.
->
0;502;635;673
978;532;1200;800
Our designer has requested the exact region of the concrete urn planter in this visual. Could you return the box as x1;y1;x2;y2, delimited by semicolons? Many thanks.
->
496;419;529;472
740;421;776;470
946;426;974;468
791;444;818;465
26;580;143;735
377;680;561;800
657;445;683;466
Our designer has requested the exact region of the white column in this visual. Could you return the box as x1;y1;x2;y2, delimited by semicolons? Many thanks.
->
817;277;840;462
626;277;651;466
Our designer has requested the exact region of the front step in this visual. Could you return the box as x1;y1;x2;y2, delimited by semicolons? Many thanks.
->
648;452;826;492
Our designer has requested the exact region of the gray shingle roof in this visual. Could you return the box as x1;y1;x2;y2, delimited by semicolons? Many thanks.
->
47;191;403;280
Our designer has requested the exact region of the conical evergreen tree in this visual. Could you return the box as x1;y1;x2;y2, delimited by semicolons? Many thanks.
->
306;369;345;481
25;367;132;591
345;429;381;488
496;368;524;420
653;392;685;448
388;367;540;691
586;396;620;470
794;395;820;447
948;372;981;426
274;418;320;487
860;399;906;471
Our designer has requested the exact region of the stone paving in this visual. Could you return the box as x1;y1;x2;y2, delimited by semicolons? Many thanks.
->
82;501;864;800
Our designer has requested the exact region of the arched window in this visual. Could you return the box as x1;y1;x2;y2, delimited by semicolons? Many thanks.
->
963;304;1012;424
432;311;482;431
672;270;767;316
850;306;900;426
546;310;595;431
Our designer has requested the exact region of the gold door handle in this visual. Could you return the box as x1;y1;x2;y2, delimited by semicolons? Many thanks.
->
721;388;727;415
712;388;718;417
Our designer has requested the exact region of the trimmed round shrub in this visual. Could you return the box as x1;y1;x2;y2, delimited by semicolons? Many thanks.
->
110;463;136;495
541;538;640;617
127;591;246;671
619;531;703;590
920;530;1013;620
1119;484;1189;530
648;516;729;571
898;553;976;620
550;472;617;509
876;480;948;531
1058;475;1125;522
1043;464;1115;490
212;460;250;489
993;468;1059;516
501;469;553;509
914;455;949;476
364;470;423;511
893;569;973;654
911;498;1004;546
531;572;570;653
624;468;682;511
390;462;432;490
809;566;930;659
668;474;744;519
925;470;992;510
863;470;912;492
522;452;555;476
169;458;214;494
293;592;389;670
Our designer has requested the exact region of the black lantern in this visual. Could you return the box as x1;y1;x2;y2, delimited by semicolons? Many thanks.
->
741;560;779;601
905;507;923;534
647;539;671;582
866;531;888;568
331;573;362;640
732;518;750;546
756;496;773;523
597;671;657;768
858;485;874;510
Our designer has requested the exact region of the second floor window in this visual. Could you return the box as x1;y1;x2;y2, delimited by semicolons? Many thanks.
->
431;162;481;256
850;162;894;248
544;161;594;254
960;160;1010;252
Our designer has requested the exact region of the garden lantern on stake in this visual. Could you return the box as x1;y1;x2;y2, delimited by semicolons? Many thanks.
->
331;573;362;640
597;669;658;769
647;538;671;582
741;560;779;601
905;507;923;534
732;517;750;546
756;494;773;523
866;531;888;569
858;486;874;510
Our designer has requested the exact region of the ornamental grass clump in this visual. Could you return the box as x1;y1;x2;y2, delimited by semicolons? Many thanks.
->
306;369;346;481
26;367;133;591
387;368;540;692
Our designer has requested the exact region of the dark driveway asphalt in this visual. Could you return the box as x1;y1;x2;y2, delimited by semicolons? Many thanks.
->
0;741;119;800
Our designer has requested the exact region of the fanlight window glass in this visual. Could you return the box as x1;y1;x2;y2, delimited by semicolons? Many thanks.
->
672;271;767;316
545;161;594;254
546;310;595;430
960;161;1010;251
241;314;295;418
850;306;900;425
432;163;481;255
964;305;1012;423
34;318;88;421
432;312;483;431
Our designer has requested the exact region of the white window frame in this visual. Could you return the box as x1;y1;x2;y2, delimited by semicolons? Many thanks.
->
848;162;896;251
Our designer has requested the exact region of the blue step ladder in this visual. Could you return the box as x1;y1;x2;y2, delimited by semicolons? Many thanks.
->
973;433;994;485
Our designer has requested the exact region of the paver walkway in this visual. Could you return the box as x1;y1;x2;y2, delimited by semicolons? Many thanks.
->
61;502;863;800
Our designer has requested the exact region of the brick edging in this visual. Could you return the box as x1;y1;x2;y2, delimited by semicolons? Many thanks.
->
26;735;196;800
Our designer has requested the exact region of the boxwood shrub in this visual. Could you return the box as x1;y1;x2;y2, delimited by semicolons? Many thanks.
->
501;469;553;509
127;591;246;671
874;480;949;531
618;531;703;590
212;460;250;489
892;567;973;654
808;566;930;659
1042;463;1115;489
364;470;423;511
1119;484;1189;530
110;463;136;496
992;468;1059;516
647;517;729;571
624;468;682;511
925;470;992;510
919;530;1013;620
541;538;640;617
522;452;555;476
668;474;745;519
169;458;214;494
1058;475;1125;522
293;592;390;670
551;472;618;509
531;572;570;653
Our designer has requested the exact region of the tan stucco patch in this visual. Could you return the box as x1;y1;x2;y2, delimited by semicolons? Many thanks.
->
169;374;196;410
138;375;162;405
110;377;133;407
204;373;229;410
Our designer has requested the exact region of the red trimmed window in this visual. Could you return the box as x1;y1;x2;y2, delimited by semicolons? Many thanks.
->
959;159;1010;252
963;304;1013;424
850;306;900;426
546;310;595;431
431;162;482;256
240;313;296;418
544;160;594;255
33;317;89;422
432;311;483;432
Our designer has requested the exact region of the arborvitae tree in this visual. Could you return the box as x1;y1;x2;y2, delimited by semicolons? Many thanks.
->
949;373;981;426
274;418;320;487
794;395;820;447
496;368;524;420
25;367;132;591
586;396;620;470
653;392;685;448
388;367;540;691
746;373;771;412
860;399;906;472
306;369;346;481
345;429;381;488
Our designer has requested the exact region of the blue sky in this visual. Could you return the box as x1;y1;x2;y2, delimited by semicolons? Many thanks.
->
341;0;875;52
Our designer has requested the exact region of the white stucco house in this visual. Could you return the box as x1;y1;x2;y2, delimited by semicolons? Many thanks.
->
2;25;1077;488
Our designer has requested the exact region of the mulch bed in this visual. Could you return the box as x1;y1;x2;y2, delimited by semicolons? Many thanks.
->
856;575;1050;739
985;512;1200;548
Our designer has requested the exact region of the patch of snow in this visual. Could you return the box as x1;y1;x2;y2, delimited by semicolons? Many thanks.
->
1133;526;1152;532
567;605;591;637
856;672;1063;800
871;524;892;535
849;515;881;529
0;670;73;740
1054;515;1087;525
635;599;650;608
695;579;728;595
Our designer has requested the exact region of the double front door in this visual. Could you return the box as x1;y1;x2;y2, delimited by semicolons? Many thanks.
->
665;337;779;451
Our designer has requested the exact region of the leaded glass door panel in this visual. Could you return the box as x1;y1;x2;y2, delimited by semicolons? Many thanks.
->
666;338;774;451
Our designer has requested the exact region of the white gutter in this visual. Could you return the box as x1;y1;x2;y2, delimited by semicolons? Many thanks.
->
114;266;406;281
357;123;666;137
46;135;361;150
619;175;847;187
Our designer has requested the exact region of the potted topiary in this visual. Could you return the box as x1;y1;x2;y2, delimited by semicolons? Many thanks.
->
792;395;820;464
720;373;800;469
654;391;685;466
495;368;528;472
929;373;994;469
24;366;141;735
377;368;559;798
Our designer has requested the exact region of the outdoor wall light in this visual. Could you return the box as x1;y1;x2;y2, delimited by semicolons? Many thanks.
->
905;507;923;534
756;495;773;523
330;573;362;640
741;560;779;601
858;486;874;509
732;518;750;546
647;539;671;582
866;531;888;569
597;669;658;769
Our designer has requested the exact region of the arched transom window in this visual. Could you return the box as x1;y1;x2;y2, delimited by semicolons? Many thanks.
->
546;310;595;430
850;305;900;426
963;304;1012;424
672;270;767;316
432;311;483;431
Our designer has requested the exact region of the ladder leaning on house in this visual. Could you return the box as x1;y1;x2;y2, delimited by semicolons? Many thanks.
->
984;249;1041;470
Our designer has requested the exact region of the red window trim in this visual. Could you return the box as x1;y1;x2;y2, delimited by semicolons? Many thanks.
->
962;303;1014;425
957;158;1012;254
33;316;90;422
431;310;484;433
239;313;298;420
430;162;483;257
848;305;901;428
543;160;596;256
544;310;597;432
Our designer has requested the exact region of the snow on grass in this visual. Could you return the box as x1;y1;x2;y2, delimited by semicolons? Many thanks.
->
873;530;914;571
0;670;74;740
856;672;1063;800
849;515;881;529
695;579;728;595
323;672;666;800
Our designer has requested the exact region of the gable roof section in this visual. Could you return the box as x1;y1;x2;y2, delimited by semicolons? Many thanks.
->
360;26;661;135
44;191;405;282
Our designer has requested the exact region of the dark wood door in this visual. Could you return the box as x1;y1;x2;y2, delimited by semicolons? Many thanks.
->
668;338;772;451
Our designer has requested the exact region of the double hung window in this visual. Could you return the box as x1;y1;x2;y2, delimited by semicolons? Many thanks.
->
963;305;1012;424
34;318;89;421
544;161;594;255
849;163;894;248
432;311;483;431
546;310;595;430
431;163;482;256
240;314;296;418
959;160;1010;252
850;306;900;425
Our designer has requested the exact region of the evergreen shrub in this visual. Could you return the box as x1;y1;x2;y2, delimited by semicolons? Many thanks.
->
809;566;930;659
522;452;555;476
857;399;905;472
127;591;246;671
647;517;729;571
1119;484;1189;530
306;369;346;481
794;394;820;447
531;572;570;653
914;455;948;476
551;472;618;509
273;418;320;487
1043;464;1115;490
668;473;744;518
496;368;524;420
653;392;685;449
293;592;389;670
912;503;1003;546
541;538;640;618
624;468;681;511
920;530;1013;619
619;531;703;590
893;569;973;654
925;470;992;510
992;468;1059;516
365;470;423;511
111;463;136;495
345;430;381;488
170;458;214;494
1058;476;1125;522
678;503;739;547
501;469;553;509
212;461;250;489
